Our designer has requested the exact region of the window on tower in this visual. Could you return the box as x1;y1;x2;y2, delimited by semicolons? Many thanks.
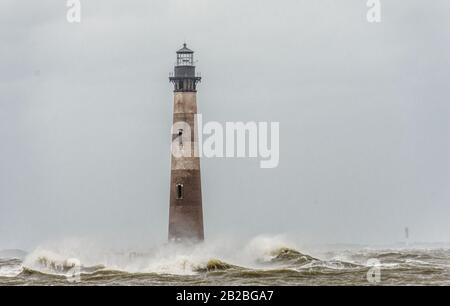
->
178;129;183;147
176;184;184;200
177;53;193;66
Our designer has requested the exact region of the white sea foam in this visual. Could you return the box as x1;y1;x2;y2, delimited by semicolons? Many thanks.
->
8;238;450;285
0;264;22;277
21;235;302;276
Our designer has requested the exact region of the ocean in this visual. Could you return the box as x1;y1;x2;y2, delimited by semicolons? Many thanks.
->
1;237;450;286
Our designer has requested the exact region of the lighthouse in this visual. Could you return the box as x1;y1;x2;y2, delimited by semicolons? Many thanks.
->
168;44;204;242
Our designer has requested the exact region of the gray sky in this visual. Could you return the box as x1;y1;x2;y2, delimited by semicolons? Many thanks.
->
1;0;449;250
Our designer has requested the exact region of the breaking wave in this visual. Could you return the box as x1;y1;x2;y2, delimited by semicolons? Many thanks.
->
3;236;450;285
20;236;323;276
4;235;343;277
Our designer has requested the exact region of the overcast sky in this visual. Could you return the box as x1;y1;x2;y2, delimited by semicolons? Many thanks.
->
1;0;449;250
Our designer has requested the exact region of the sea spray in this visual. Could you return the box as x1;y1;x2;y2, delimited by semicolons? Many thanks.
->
3;240;450;285
21;235;307;276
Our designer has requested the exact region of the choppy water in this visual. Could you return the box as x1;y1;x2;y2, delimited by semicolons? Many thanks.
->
1;237;450;286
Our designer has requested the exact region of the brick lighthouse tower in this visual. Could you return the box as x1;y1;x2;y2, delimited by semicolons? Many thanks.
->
168;44;204;242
